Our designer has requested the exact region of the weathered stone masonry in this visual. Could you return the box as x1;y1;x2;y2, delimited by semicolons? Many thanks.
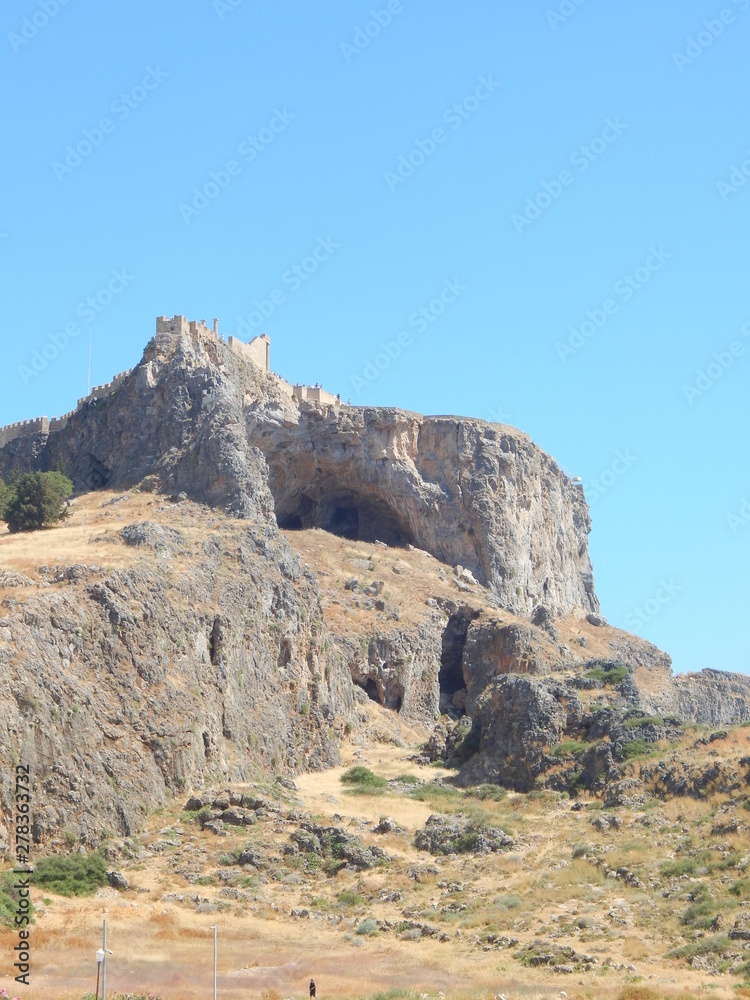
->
0;316;339;450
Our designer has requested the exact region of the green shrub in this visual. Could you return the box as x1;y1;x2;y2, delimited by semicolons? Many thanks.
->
469;783;507;801
668;934;732;961
495;893;521;909
340;766;387;793
4;471;73;533
730;877;750;897
337;890;365;907
0;870;34;928
394;773;420;785
660;857;697;878
356;917;379;935
31;851;108;897
552;739;595;758
623;715;663;729
619;739;651;759
408;783;461;803
585;664;629;686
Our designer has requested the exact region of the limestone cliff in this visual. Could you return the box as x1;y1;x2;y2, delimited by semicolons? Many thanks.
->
0;498;352;855
0;323;597;619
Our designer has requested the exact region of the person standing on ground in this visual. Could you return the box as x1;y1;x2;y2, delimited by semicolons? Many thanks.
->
309;979;316;998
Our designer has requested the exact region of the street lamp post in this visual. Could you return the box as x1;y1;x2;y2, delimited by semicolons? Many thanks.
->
95;948;104;1000
212;924;217;1000
102;919;107;1000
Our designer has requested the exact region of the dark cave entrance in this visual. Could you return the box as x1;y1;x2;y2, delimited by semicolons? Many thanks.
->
439;608;480;714
276;489;414;547
364;678;381;704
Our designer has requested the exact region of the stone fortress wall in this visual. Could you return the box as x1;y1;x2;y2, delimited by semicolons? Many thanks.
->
0;316;340;450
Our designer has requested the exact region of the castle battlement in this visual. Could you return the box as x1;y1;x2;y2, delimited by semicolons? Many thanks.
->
0;316;343;453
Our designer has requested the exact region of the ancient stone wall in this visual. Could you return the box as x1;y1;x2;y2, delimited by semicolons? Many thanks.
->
228;333;270;371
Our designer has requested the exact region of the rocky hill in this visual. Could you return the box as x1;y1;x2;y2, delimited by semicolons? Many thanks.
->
2;319;750;854
0;320;596;617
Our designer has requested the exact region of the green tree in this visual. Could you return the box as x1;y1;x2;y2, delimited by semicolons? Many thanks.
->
5;471;74;533
0;478;12;521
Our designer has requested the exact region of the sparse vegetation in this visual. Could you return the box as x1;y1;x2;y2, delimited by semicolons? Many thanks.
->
340;766;387;793
2;470;74;532
30;851;108;897
585;663;629;686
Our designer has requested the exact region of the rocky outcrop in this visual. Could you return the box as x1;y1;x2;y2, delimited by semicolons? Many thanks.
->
256;407;597;617
675;669;750;725
0;505;354;854
342;620;443;721
1;323;598;619
457;675;583;791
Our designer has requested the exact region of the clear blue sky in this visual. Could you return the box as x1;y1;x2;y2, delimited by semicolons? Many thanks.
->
2;0;749;675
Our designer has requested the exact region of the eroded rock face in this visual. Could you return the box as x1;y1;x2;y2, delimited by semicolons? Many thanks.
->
1;326;598;619
457;675;583;791
675;669;750;725
343;621;443;721
0;510;353;853
256;408;598;617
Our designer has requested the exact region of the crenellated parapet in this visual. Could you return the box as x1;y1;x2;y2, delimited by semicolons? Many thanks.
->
0;314;345;454
0;367;136;451
0;417;50;450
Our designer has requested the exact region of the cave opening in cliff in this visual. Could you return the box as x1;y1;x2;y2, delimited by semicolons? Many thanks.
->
439;608;480;714
357;675;403;712
363;678;382;704
275;489;414;547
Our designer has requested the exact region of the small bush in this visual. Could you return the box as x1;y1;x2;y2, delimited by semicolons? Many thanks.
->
552;739;595;758
469;783;507;801
623;715;663;728
394;773;420;785
586;664;629;686
31;851;108;897
408;783;461;803
619;739;651;760
668;934;732;961
356;917;379;936
494;893;521;909
0;870;34;928
660;857;697;878
337;890;365;907
340;766;387;793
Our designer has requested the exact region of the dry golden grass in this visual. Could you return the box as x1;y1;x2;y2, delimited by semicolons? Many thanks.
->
2;495;750;998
